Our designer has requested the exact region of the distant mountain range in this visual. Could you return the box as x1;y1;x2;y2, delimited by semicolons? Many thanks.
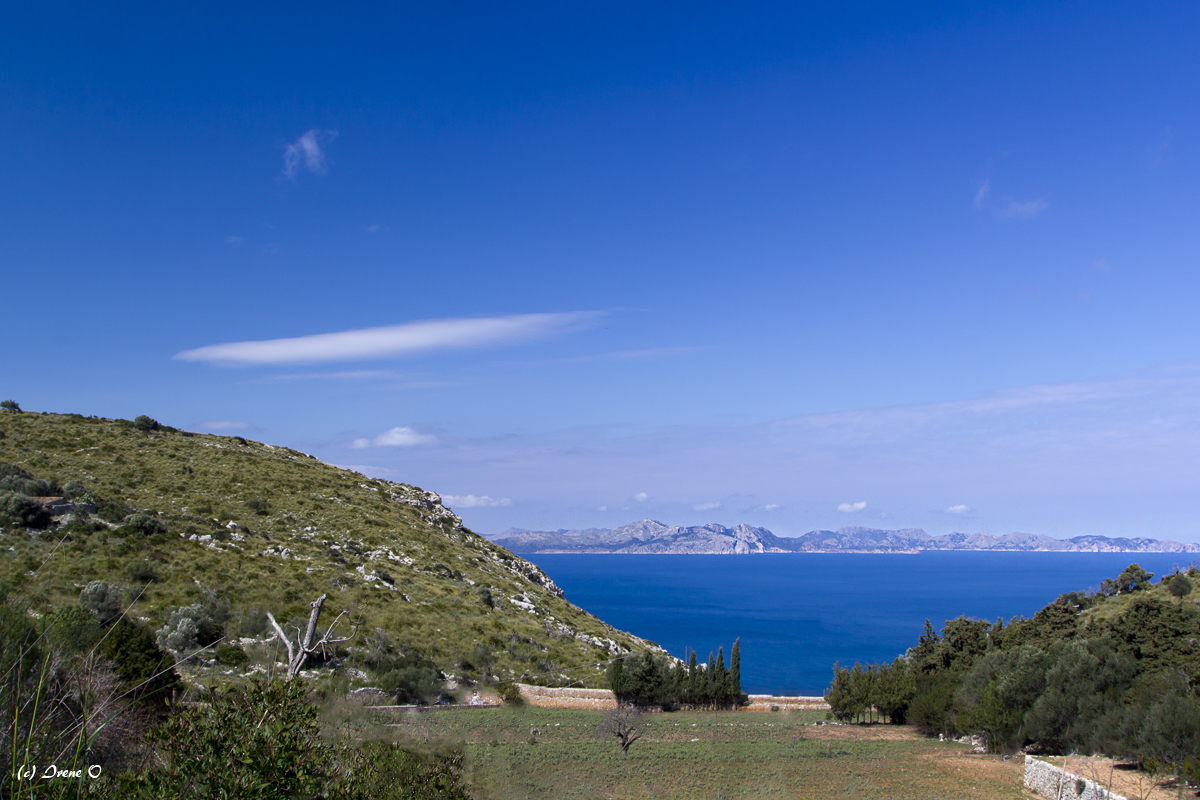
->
491;520;1200;555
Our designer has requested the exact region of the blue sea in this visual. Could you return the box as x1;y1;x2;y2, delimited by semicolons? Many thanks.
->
522;552;1193;696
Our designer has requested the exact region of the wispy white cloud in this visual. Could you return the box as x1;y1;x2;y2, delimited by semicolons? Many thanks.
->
765;503;780;511
633;492;648;502
693;502;720;511
442;494;511;508
225;235;244;245
351;427;436;449
366;223;385;233
997;198;1048;219
973;179;990;209
837;501;867;513
173;312;601;366
199;420;249;431
945;504;970;514
283;129;336;178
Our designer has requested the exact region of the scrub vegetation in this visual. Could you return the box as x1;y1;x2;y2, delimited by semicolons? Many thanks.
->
826;563;1200;794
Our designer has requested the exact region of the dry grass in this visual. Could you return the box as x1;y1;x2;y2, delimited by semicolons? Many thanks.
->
376;705;1030;800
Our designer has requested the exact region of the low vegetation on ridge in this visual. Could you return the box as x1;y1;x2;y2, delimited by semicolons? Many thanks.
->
0;408;661;690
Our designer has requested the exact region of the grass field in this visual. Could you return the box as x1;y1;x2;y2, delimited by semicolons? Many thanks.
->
374;705;1029;800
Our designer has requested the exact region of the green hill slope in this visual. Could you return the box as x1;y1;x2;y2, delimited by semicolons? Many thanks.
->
0;409;659;688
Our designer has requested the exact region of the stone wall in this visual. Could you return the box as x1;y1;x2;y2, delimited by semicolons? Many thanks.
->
743;695;829;712
1024;755;1128;800
513;684;831;712
515;684;617;709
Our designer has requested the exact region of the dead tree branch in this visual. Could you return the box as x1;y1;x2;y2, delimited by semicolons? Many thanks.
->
266;594;360;680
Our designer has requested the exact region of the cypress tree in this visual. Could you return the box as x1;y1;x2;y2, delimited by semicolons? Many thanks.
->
607;657;625;703
687;649;698;704
715;646;728;705
730;638;741;699
706;652;716;706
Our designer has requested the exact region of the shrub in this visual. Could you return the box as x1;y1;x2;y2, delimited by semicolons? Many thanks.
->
79;580;125;626
156;604;220;660
0;400;20;412
62;480;88;499
126;560;158;583
106;680;469;799
122;513;167;536
215;644;249;668
0;491;51;529
133;415;160;432
497;682;525;706
378;658;445;705
98;618;180;708
46;604;102;652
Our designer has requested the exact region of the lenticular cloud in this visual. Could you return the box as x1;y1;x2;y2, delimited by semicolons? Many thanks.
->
173;312;598;366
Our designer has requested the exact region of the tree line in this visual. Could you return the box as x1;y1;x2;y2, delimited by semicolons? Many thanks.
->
608;639;743;709
825;563;1200;789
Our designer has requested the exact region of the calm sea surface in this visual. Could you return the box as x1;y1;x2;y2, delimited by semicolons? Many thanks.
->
522;552;1192;696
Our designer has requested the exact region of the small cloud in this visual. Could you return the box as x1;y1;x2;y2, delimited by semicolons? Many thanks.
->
633;492;648;502
1092;258;1112;274
199;420;249;431
366;223;385;233
973;179;990;209
997;198;1048;219
693;502;720;511
351;426;436;448
173;312;601;366
837;501;867;513
597;506;607;511
442;494;511;508
225;235;244;245
283;129;337;178
946;504;970;514
765;503;779;511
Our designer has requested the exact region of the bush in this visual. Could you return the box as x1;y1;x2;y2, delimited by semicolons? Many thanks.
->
378;657;445;704
215;644;249;668
79;580;125;625
46;604;102;652
0;491;51;528
0;400;20;412
133;415;160;432
156;604;219;660
104;680;469;799
62;480;88;500
126;560;158;583
98;618;180;708
122;513;167;536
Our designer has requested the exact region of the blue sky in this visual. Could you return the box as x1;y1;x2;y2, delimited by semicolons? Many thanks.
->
3;1;1199;539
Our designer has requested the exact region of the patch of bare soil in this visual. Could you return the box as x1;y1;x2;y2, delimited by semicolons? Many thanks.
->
1044;755;1197;800
805;721;930;741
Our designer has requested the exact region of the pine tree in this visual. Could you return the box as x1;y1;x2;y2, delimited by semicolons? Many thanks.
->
730;638;741;700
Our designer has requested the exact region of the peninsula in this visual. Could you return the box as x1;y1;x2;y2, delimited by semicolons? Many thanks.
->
491;519;1200;555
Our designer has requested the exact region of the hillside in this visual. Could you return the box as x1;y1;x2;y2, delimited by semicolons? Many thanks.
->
495;520;1200;554
0;409;661;688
